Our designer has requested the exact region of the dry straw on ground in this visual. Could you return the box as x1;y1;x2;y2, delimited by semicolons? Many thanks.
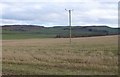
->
2;35;118;75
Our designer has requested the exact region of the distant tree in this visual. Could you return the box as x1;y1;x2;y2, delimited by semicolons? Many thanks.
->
56;34;61;38
88;29;92;31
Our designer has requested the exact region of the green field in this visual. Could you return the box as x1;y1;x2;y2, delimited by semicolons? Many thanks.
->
2;33;56;39
2;25;119;39
2;35;118;75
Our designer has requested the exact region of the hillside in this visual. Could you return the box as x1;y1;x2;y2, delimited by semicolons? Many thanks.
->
1;25;119;39
2;25;44;31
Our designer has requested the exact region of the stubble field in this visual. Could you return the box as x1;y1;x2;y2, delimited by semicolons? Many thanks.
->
2;35;118;75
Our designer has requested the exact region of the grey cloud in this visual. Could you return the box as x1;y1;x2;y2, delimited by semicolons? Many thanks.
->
1;1;118;27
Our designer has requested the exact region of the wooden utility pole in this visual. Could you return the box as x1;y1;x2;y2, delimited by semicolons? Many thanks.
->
65;9;73;44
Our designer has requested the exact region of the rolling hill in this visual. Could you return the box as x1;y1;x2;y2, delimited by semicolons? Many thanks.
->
1;25;119;39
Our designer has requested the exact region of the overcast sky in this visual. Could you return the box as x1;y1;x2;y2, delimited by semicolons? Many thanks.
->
0;0;119;27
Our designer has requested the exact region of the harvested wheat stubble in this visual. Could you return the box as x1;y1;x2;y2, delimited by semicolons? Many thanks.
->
2;35;118;75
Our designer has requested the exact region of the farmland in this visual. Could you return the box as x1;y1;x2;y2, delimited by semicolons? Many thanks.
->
2;35;118;75
2;25;119;39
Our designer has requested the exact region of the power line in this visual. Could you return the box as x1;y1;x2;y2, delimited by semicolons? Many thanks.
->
65;9;73;44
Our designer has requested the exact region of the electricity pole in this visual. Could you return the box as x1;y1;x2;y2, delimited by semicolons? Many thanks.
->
65;9;73;44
